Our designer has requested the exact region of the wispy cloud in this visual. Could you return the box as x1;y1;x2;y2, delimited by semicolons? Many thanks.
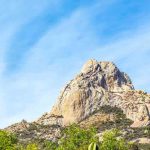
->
1;0;150;128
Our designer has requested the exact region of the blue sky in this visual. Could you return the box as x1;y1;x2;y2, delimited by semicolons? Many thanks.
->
1;0;150;128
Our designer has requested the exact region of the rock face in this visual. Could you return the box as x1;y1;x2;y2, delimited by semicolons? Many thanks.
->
46;59;150;127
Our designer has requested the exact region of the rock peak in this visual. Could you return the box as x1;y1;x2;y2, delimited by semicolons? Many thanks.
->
81;59;98;74
81;59;116;74
48;60;147;126
80;59;133;92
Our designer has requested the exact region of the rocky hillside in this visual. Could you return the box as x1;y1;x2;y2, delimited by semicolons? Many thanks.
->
5;59;150;145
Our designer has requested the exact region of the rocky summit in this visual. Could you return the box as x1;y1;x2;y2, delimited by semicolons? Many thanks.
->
5;59;150;143
40;59;150;127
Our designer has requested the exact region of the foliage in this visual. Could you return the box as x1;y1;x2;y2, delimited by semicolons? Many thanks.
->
2;125;147;150
57;124;98;150
26;143;39;150
0;125;98;150
43;140;57;150
0;130;17;150
100;129;129;150
88;142;99;150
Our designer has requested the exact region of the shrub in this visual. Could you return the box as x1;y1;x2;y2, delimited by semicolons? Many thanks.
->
26;143;39;150
44;141;57;150
57;124;98;150
100;129;129;150
0;130;17;150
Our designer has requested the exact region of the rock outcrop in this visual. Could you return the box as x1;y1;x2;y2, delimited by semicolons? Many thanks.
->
5;120;62;142
42;59;150;127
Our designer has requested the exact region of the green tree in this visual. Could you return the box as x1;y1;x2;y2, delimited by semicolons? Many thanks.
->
57;124;98;150
0;130;17;150
26;143;39;150
100;129;129;150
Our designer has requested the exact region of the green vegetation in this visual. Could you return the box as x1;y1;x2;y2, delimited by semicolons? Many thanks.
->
1;124;150;150
88;142;99;150
96;106;133;131
100;129;129;150
0;124;98;150
26;143;39;150
43;140;57;150
57;124;98;150
0;130;17;150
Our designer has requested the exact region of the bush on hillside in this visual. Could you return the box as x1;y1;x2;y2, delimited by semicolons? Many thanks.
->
0;130;17;150
26;143;39;150
100;129;129;150
43;140;57;150
57;124;98;150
